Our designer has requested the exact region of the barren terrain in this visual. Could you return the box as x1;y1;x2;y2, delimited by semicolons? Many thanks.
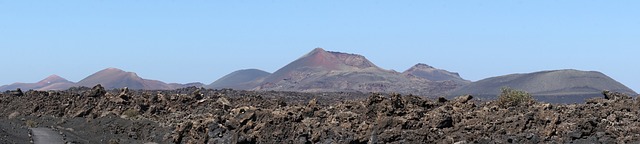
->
1;85;640;143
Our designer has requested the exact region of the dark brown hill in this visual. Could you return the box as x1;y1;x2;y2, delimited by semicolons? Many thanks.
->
449;69;637;103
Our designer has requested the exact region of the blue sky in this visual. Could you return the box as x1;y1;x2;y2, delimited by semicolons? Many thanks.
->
1;1;638;92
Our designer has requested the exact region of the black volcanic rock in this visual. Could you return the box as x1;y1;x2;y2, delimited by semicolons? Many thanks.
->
83;84;106;97
9;88;23;96
403;63;470;85
449;69;637;103
207;69;270;90
4;89;640;143
603;90;631;101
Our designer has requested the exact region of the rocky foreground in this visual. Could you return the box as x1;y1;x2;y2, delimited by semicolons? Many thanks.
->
1;85;640;143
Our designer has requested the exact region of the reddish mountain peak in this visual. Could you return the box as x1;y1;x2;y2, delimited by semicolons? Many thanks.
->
100;67;126;73
300;48;379;69
93;68;142;78
263;48;381;83
37;75;71;84
310;47;326;53
301;47;340;70
78;68;142;89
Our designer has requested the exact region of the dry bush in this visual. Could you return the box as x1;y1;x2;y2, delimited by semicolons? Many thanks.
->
25;120;37;128
122;109;139;118
497;87;533;107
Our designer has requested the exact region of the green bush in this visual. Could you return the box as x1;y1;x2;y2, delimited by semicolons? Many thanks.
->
497;87;533;107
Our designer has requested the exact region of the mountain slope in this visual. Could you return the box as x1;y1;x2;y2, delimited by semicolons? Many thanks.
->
403;63;470;85
207;69;270;89
0;75;74;91
262;48;382;83
37;82;76;91
1;69;204;91
254;48;460;97
76;68;174;90
449;69;637;102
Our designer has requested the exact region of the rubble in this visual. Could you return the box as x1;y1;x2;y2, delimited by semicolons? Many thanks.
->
1;86;639;143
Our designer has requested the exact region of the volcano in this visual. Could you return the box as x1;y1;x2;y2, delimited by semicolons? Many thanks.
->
253;48;460;97
76;68;173;90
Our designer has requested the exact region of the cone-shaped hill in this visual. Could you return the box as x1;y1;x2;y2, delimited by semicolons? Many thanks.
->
253;48;460;97
77;68;173;90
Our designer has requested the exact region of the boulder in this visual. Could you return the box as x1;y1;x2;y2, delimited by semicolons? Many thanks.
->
10;88;23;96
603;90;631;101
84;84;106;97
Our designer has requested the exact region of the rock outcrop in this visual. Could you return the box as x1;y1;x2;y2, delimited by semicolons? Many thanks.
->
2;88;640;143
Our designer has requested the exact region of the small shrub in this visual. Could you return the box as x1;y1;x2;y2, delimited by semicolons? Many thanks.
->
25;120;37;128
108;138;120;144
122;109;139;118
497;87;533;107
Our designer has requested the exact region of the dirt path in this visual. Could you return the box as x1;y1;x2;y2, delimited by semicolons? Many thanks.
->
30;128;63;144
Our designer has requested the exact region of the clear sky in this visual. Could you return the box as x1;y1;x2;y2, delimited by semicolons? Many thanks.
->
1;1;638;92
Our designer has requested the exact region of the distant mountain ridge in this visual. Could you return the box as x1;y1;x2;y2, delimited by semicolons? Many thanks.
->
0;68;203;91
0;75;74;91
2;48;636;101
448;69;637;103
207;48;463;97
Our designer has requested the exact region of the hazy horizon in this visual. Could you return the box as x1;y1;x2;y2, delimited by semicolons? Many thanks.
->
1;1;638;92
